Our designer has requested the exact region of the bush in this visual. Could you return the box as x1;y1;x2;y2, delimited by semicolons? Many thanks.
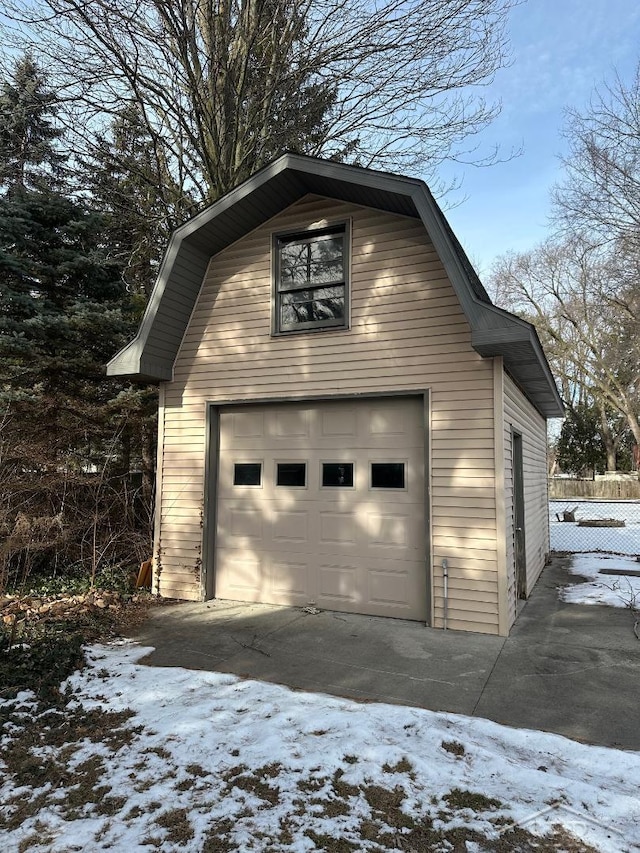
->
0;471;152;596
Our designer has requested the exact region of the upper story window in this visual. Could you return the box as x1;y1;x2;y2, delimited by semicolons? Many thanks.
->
274;224;348;334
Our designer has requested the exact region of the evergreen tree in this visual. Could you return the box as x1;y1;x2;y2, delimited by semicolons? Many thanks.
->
82;104;186;300
557;403;605;478
0;56;131;409
78;105;171;493
0;55;151;585
0;53;63;193
557;400;634;477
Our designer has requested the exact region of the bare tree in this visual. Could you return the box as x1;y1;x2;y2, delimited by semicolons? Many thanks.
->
554;63;640;255
546;64;640;455
491;238;640;448
489;63;640;472
2;0;516;206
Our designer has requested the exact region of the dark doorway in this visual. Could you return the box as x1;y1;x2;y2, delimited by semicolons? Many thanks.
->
512;431;527;599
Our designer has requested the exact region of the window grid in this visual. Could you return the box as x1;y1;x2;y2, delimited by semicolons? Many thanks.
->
274;224;349;334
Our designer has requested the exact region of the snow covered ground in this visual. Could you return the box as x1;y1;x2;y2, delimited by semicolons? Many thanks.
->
549;499;640;554
2;641;639;852
561;552;640;608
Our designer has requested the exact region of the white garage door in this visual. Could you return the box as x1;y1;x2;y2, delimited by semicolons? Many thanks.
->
215;397;427;621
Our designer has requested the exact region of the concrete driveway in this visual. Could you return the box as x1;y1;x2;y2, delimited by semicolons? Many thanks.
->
132;556;640;751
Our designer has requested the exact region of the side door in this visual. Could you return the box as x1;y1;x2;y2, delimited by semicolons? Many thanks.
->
512;430;527;599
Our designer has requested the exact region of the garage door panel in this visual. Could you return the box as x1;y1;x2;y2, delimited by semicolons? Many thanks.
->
215;397;427;621
368;407;407;438
216;503;263;548
317;563;359;605
224;410;265;443
272;510;309;543
216;550;264;598
366;555;425;614
367;511;411;547
368;566;423;616
369;569;410;607
320;406;358;438
315;556;425;619
270;557;310;599
217;548;313;605
227;506;263;541
364;510;424;555
273;408;311;438
319;511;358;545
366;399;424;444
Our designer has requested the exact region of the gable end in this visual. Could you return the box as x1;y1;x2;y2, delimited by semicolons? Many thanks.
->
107;154;563;418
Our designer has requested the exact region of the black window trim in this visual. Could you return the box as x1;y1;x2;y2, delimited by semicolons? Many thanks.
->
272;220;351;336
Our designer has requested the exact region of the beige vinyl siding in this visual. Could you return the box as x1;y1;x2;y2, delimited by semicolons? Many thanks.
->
159;194;498;633
503;372;550;627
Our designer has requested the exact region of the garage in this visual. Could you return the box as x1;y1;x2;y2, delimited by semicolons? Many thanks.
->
214;396;428;621
110;154;563;634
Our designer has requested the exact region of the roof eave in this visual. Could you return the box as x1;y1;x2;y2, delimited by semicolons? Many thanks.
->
106;346;173;382
472;325;564;418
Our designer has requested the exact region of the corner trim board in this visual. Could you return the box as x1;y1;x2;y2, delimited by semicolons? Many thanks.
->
423;389;433;627
202;404;220;600
493;358;509;636
152;384;166;595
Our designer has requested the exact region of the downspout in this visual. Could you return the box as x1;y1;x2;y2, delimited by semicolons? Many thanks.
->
442;558;448;630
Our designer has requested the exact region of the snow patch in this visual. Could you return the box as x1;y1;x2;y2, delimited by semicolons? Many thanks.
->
2;640;638;852
562;552;640;608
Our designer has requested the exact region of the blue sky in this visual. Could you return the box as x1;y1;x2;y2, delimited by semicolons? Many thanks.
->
440;0;640;278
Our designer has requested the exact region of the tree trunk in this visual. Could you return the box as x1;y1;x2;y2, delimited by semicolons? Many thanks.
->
621;403;640;448
141;420;156;506
598;402;618;471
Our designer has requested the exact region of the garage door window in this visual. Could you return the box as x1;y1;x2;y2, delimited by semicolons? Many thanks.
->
371;462;406;489
274;225;348;334
322;462;354;488
276;462;307;487
233;463;262;486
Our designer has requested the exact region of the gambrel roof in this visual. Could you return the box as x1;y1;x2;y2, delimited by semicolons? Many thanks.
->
107;153;563;417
